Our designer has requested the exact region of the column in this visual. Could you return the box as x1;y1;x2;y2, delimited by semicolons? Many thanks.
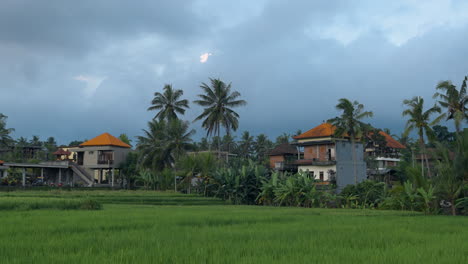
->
98;170;102;184
58;168;62;184
41;168;44;183
22;168;26;187
111;168;115;188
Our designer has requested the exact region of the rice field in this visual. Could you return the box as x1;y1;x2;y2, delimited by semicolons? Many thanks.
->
0;190;467;263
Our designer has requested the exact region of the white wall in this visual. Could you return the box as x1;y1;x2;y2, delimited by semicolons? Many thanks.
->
298;165;336;181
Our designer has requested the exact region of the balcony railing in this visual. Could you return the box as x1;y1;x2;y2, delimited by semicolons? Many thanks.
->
97;159;114;165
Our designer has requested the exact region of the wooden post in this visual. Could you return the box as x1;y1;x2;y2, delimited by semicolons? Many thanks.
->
22;168;26;187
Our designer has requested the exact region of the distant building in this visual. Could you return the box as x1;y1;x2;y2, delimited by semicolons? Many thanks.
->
292;123;366;190
69;133;132;185
365;131;406;180
0;133;131;187
268;143;300;172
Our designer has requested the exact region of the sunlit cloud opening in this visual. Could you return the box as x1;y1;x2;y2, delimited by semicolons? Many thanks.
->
73;75;107;98
200;52;212;63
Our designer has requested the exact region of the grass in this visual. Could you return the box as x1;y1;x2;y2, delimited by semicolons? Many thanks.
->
0;190;467;263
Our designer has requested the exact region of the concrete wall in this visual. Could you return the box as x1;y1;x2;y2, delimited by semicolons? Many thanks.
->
298;165;336;181
72;146;131;168
335;140;366;191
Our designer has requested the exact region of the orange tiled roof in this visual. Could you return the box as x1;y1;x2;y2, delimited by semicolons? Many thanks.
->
376;131;406;149
0;160;4;165
80;133;131;148
293;123;336;139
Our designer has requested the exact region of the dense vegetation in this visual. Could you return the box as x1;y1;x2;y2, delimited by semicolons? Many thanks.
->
1;76;467;216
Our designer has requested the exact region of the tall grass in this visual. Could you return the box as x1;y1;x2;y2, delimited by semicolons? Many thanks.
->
0;197;102;210
0;191;466;263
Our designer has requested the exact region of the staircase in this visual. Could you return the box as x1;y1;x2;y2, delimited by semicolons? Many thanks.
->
70;162;94;187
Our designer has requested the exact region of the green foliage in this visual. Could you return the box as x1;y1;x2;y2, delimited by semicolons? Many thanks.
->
120;152;139;188
433;76;468;132
118;133;132;146
148;84;189;121
193;78;247;139
208;160;266;205
340;180;385;208
137;119;195;171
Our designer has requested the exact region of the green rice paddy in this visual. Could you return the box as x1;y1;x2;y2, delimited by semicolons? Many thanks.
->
0;190;467;263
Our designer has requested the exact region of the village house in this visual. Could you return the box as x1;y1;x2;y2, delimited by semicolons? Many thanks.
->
291;123;367;189
0;133;131;187
268;143;300;172
268;123;406;189
365;131;406;180
68;133;131;186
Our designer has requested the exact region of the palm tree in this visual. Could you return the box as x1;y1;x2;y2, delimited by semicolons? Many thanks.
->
137;119;195;191
238;131;254;159
275;133;290;145
402;96;443;178
137;119;195;172
328;98;373;184
254;134;273;163
0;114;14;148
433;76;468;133
193;78;246;156
148;84;189;121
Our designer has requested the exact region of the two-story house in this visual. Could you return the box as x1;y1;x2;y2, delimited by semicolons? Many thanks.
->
268;143;300;172
292;123;367;189
69;133;131;186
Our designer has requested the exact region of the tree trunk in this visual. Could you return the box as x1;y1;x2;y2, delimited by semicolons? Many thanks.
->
419;135;426;178
351;138;357;185
217;123;221;160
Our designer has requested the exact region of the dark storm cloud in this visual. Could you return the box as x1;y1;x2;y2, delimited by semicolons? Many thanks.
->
0;0;205;55
1;0;467;144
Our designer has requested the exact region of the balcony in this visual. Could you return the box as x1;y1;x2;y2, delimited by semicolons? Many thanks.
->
293;159;336;166
97;159;113;165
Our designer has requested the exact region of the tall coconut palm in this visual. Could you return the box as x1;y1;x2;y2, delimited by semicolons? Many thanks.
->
433;76;468;133
328;98;373;184
148;84;189;121
402;96;443;178
193;78;246;156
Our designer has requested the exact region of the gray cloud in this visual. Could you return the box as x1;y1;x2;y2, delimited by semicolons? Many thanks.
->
1;0;467;145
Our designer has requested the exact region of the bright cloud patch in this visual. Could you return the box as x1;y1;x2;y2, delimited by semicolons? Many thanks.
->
200;52;212;63
73;75;107;98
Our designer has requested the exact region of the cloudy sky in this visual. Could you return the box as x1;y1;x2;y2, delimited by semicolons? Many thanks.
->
1;0;467;145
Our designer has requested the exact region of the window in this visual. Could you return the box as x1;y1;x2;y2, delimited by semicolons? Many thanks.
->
319;171;324;181
88;151;94;155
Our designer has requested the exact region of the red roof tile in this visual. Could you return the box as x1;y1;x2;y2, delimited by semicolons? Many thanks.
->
80;133;131;148
377;131;406;149
269;143;297;156
293;123;336;139
53;148;72;155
